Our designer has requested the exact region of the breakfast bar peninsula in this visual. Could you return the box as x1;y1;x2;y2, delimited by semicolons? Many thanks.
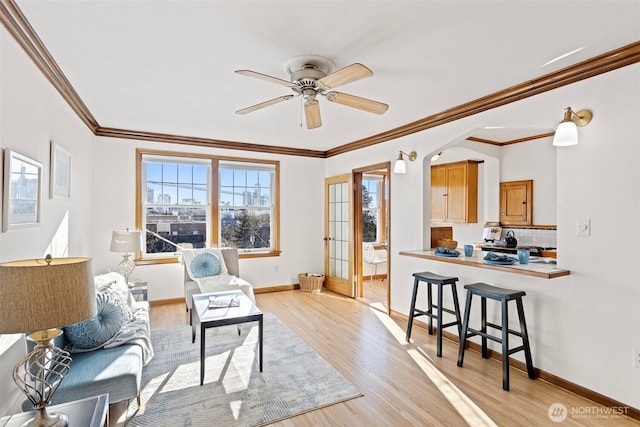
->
399;249;569;279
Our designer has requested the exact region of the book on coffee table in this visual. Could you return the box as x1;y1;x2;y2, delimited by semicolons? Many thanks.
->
208;295;240;309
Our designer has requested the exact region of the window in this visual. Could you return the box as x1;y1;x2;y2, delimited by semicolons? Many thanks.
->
219;161;276;253
136;150;280;262
140;154;211;258
362;175;385;243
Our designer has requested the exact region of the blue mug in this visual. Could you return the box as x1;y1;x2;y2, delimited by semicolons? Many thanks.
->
464;245;473;257
517;249;530;264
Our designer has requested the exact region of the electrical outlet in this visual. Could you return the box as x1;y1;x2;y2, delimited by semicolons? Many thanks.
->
633;347;640;368
576;219;590;236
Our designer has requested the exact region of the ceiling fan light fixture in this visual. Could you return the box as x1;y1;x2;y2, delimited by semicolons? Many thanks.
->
304;99;322;129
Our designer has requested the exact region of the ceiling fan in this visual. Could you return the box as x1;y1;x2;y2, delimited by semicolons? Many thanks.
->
235;55;388;129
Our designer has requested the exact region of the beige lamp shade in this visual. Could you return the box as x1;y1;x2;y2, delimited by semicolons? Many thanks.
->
0;257;96;334
110;229;142;253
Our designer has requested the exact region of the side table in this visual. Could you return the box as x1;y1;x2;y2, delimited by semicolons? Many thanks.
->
130;282;148;301
0;394;108;427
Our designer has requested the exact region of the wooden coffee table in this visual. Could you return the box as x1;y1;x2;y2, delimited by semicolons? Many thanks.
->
192;290;263;386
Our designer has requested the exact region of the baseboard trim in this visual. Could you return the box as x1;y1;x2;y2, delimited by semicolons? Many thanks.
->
392;309;640;421
149;297;184;307
254;284;299;294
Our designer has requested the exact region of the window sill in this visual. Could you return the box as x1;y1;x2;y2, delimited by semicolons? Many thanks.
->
239;250;281;259
135;250;282;265
135;257;180;266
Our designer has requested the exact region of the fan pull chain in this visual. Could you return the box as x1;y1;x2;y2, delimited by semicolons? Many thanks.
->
299;96;303;127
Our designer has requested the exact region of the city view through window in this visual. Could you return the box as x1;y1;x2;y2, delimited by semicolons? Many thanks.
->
141;156;275;256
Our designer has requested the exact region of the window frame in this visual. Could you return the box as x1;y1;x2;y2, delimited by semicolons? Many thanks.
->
362;173;386;244
135;149;280;264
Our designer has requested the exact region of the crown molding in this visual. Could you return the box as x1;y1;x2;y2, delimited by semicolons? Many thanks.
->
95;127;326;158
466;132;556;146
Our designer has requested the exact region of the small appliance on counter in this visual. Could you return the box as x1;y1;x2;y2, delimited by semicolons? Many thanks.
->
482;223;502;242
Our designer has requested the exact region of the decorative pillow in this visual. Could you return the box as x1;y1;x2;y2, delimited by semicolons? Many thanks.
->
190;252;222;278
94;273;136;320
64;292;127;350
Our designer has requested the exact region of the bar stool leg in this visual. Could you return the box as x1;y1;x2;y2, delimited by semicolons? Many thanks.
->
457;290;473;367
427;282;433;335
501;299;510;391
481;297;488;359
436;284;443;357
516;298;536;379
451;284;462;336
406;276;419;342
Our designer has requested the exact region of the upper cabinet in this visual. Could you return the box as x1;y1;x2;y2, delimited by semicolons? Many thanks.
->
500;180;533;225
431;160;479;224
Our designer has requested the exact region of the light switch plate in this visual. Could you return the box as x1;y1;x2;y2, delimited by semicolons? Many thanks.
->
576;219;590;236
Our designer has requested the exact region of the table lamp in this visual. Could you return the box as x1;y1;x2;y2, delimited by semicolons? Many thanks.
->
0;255;96;427
110;229;141;285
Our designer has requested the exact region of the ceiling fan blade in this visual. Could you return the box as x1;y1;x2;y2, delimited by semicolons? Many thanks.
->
304;99;322;129
325;91;389;114
235;70;296;88
235;95;295;114
317;63;373;89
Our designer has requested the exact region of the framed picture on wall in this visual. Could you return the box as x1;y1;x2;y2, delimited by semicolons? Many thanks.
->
2;150;42;232
50;141;71;199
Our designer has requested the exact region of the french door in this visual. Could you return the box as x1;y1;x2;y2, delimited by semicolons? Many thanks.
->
324;174;354;297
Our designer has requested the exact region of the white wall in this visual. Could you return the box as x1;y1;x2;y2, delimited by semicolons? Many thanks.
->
92;137;325;301
326;63;640;410
501;138;557;225
0;28;95;415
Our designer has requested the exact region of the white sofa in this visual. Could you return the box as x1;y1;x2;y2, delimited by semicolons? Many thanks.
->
182;248;255;325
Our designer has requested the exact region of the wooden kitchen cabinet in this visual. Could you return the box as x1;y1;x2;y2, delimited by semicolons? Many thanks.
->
500;180;533;225
431;160;478;224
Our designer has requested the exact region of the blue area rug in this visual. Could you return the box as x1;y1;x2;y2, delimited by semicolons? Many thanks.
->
127;313;362;426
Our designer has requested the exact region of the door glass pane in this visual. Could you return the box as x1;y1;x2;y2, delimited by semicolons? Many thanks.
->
328;182;350;281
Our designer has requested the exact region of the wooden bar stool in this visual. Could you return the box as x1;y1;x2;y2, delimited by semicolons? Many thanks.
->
456;282;535;391
405;271;461;357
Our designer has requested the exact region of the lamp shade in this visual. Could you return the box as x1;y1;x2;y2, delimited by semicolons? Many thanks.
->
110;229;142;253
553;121;578;146
393;158;407;174
0;257;96;334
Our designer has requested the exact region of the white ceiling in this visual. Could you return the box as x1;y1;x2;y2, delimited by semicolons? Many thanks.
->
14;1;640;152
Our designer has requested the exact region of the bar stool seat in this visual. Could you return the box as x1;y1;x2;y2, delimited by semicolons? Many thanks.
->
456;282;535;391
405;271;461;357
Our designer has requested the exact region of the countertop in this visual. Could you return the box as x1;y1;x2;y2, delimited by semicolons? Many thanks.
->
399;249;570;279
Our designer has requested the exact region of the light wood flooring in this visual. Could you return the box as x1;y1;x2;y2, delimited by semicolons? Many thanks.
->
359;276;388;311
113;290;640;426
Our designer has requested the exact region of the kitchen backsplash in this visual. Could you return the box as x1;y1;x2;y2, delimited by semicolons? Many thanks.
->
501;227;557;248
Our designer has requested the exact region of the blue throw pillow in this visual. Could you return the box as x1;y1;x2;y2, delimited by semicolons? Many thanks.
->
64;292;127;350
190;252;222;278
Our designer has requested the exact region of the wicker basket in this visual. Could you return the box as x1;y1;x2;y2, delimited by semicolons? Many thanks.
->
298;273;324;293
436;239;458;250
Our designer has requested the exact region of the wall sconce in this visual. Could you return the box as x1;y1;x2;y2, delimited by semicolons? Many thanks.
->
393;150;417;174
552;107;593;146
431;152;442;162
